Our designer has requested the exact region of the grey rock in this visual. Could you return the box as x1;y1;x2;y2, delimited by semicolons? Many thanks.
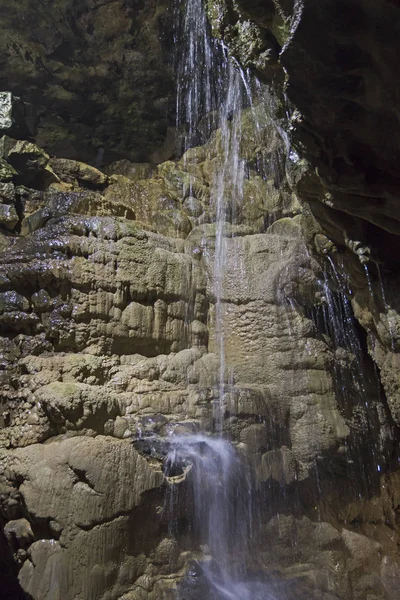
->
0;92;13;131
4;518;34;548
0;181;15;203
0;92;36;138
0;203;18;229
183;196;203;217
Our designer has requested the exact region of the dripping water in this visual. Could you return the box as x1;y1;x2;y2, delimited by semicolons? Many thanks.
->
377;265;396;351
163;2;399;598
364;262;374;300
167;0;282;597
165;435;275;600
213;58;246;430
175;0;221;153
308;255;391;494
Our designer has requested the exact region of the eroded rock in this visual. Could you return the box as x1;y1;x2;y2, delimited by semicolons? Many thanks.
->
0;85;399;600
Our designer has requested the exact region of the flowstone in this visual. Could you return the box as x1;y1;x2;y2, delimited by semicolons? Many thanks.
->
0;98;399;599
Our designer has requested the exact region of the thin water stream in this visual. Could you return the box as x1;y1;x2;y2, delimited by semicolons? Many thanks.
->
167;0;278;597
163;1;393;597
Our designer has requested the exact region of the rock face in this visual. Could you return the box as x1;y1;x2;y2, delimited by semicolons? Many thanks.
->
0;102;399;599
1;2;400;599
0;92;36;139
0;1;175;164
206;0;400;268
205;2;400;412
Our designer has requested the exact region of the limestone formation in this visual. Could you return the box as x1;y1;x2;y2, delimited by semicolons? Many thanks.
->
0;109;398;597
1;1;400;598
206;0;400;269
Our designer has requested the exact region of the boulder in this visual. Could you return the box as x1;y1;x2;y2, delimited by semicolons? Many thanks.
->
6;140;59;188
4;518;34;549
49;158;108;187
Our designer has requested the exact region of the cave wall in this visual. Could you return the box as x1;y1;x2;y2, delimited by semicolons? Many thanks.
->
0;0;176;165
0;98;399;600
206;0;400;503
1;1;400;599
206;0;400;262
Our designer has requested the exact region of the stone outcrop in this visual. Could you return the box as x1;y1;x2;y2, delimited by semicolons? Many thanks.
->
203;12;400;596
205;2;400;421
206;0;400;269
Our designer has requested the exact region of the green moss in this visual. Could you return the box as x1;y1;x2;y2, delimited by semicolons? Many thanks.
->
271;18;291;47
206;0;229;38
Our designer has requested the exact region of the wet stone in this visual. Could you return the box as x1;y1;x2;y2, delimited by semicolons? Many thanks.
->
183;196;204;217
0;204;18;230
0;92;13;131
0;182;15;203
0;291;29;313
4;518;34;548
49;158;108;187
0;92;36;138
0;158;17;181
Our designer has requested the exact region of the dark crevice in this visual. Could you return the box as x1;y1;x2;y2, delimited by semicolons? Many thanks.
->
0;528;33;600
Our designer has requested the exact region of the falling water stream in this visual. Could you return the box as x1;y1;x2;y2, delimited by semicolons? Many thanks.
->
165;1;279;598
164;435;275;599
162;1;393;597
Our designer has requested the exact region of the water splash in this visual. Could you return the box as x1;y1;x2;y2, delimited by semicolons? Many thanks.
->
165;434;275;599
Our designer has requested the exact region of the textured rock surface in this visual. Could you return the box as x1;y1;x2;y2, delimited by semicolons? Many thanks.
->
1;2;400;598
0;0;175;164
0;92;36;139
205;2;400;426
0;119;399;598
206;0;400;270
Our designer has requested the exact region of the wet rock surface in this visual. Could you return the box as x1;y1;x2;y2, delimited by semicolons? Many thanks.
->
1;2;400;598
0;115;399;598
206;0;400;271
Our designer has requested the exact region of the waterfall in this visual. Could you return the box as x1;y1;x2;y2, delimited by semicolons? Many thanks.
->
175;0;221;152
176;0;246;426
168;2;389;597
166;1;279;598
165;435;276;599
212;61;246;429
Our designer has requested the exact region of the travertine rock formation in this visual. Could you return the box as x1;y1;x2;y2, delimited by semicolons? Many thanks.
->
1;2;400;599
1;102;399;598
205;1;400;419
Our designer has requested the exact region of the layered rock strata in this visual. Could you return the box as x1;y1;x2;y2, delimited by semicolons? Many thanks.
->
0;95;400;599
1;4;400;596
